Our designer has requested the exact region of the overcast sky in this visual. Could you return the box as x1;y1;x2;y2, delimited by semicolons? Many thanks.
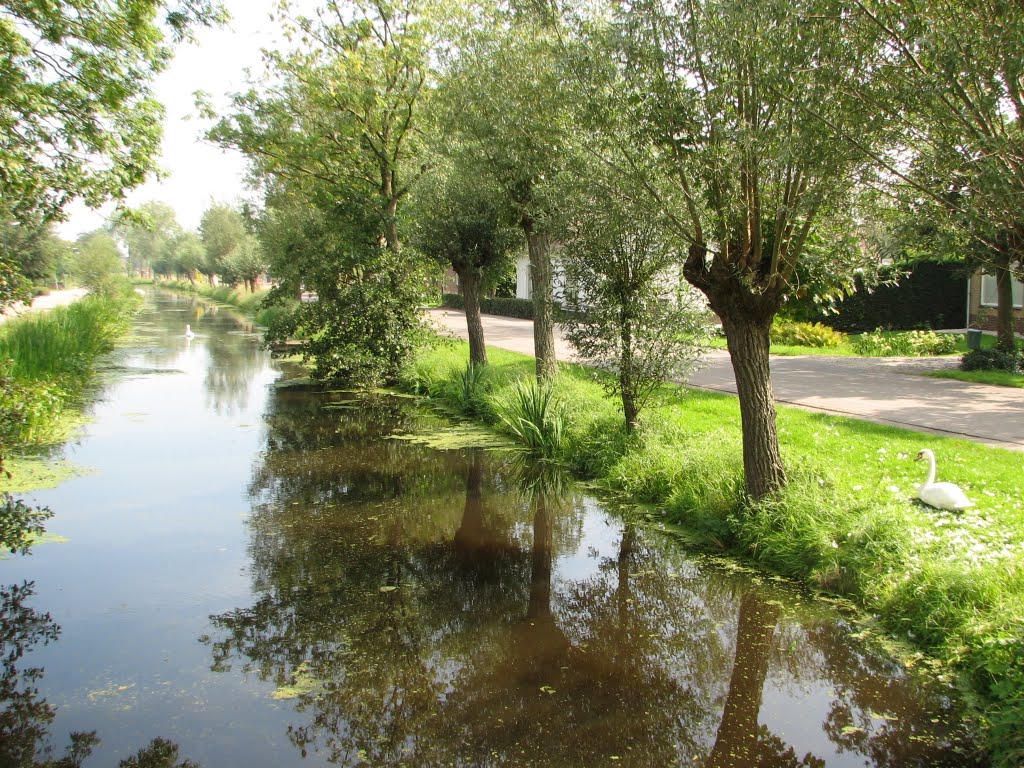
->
58;0;313;240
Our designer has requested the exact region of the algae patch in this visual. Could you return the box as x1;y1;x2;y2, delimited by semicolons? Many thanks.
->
271;662;324;700
0;457;88;492
389;423;513;451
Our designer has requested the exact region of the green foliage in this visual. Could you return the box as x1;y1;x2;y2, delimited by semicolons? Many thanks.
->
492;377;565;458
961;348;1023;374
71;232;127;296
0;0;225;228
770;319;846;349
853;329;960;357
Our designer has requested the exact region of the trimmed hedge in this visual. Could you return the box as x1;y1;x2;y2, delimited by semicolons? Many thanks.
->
791;261;968;332
441;293;535;320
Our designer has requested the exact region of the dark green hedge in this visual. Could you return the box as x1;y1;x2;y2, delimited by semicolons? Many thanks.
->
441;293;535;320
794;261;968;332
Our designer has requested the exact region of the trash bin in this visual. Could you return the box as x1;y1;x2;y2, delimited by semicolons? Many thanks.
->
967;329;983;350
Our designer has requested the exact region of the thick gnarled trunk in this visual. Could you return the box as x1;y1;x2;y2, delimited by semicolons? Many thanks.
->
685;243;786;499
722;311;787;498
523;218;557;382
457;266;488;366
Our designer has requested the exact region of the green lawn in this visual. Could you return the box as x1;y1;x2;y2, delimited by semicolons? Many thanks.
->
928;368;1024;388
400;337;1024;768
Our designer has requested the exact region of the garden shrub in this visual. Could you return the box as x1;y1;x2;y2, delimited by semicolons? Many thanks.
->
853;328;960;356
770;319;846;348
961;348;1023;374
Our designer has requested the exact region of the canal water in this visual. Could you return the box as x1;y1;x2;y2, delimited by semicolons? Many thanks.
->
2;291;982;767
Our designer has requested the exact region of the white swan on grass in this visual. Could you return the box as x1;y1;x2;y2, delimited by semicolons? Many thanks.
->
914;448;974;511
184;324;196;339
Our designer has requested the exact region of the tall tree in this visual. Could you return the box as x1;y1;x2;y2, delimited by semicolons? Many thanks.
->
0;0;225;229
410;156;520;366
71;231;125;295
199;203;246;285
438;2;574;381
857;0;1024;352
575;0;893;498
209;0;435;385
115;202;181;277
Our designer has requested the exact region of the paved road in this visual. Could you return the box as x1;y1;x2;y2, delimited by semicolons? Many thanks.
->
1;287;88;322
427;308;1024;451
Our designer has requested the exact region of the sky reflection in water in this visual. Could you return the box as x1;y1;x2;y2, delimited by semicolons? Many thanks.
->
1;291;981;767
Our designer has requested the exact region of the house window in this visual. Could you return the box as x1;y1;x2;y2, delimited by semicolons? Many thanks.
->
980;274;1024;308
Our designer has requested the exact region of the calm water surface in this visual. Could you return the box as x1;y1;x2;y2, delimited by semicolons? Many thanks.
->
2;292;982;766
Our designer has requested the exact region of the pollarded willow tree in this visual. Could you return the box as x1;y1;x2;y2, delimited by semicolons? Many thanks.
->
437;0;576;381
577;0;896;498
208;0;435;385
410;155;521;366
856;0;1024;353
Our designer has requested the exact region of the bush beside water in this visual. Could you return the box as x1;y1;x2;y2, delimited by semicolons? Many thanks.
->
399;337;1024;768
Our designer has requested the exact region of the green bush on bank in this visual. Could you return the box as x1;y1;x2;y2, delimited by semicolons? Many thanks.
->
399;337;1024;767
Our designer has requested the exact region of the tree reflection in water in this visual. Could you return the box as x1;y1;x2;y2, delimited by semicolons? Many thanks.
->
206;390;981;767
0;582;198;768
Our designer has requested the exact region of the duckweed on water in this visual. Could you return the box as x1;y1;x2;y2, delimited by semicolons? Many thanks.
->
388;423;514;451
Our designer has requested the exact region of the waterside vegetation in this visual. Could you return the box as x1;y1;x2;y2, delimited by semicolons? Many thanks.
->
398;337;1024;768
0;288;140;553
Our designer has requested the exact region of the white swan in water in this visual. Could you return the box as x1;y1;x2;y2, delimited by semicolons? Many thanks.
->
915;449;974;511
184;324;196;339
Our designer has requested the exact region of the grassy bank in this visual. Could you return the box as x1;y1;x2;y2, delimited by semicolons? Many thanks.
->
0;290;140;450
398;337;1024;767
152;280;279;325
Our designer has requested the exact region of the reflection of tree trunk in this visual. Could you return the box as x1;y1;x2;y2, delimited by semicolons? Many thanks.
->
527;494;554;620
616;525;635;627
457;266;488;366
454;454;485;555
706;591;780;768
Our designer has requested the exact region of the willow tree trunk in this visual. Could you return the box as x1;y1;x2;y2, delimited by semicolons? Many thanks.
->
721;312;787;499
994;251;1017;353
457;267;488;366
522;217;557;382
619;314;639;432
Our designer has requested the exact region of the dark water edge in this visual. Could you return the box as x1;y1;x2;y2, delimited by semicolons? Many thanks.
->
0;290;985;767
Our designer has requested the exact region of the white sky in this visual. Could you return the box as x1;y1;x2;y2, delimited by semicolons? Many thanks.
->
58;0;316;240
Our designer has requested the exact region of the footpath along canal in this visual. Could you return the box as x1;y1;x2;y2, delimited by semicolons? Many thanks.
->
2;290;985;766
